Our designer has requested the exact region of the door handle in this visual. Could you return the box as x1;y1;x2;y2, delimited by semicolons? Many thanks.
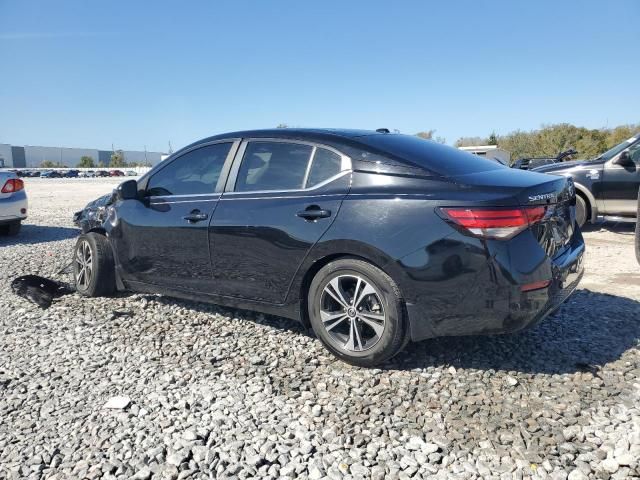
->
296;206;331;220
183;210;209;223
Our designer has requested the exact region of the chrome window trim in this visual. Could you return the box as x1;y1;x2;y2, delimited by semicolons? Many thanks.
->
144;139;240;197
222;170;351;197
224;138;352;194
149;198;220;205
301;146;317;189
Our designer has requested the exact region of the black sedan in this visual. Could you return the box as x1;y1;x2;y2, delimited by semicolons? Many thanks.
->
72;129;585;366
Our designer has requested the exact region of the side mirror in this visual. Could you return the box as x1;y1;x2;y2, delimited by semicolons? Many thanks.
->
116;179;138;201
614;150;633;166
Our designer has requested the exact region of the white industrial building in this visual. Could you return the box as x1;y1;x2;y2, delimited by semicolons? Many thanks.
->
0;143;166;168
458;145;511;165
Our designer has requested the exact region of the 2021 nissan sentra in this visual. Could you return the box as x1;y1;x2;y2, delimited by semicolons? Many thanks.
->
72;129;585;366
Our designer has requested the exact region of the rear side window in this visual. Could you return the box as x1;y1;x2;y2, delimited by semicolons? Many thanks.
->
306;148;342;187
235;141;313;192
146;143;231;196
358;134;503;176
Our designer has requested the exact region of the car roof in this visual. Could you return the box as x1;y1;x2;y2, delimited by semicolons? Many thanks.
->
184;128;386;150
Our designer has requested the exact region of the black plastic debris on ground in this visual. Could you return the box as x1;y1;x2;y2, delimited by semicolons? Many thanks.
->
11;275;75;309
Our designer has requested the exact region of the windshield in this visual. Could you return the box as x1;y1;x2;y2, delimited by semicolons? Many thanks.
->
598;134;639;161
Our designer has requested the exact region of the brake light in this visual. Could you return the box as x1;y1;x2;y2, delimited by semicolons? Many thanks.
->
521;280;551;292
439;206;546;239
1;178;24;193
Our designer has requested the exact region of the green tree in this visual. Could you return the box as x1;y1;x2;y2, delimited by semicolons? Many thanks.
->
416;130;436;140
454;136;488;148
605;124;639;148
109;150;126;168
415;130;446;144
276;123;289;128
488;132;498;145
41;160;64;168
77;155;95;168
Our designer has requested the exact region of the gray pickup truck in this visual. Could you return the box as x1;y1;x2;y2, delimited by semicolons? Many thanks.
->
528;135;640;227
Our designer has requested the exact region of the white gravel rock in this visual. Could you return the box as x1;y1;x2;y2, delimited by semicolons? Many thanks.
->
102;396;131;409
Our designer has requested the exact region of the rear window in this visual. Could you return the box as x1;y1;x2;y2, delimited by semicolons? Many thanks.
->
356;134;504;176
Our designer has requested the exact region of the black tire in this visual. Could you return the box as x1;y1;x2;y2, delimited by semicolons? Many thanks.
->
73;232;116;297
4;220;21;236
575;194;588;228
635;187;640;265
308;259;407;367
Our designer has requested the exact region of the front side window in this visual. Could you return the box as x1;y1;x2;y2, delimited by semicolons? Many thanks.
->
235;141;313;192
627;141;640;163
146;143;231;196
306;148;343;187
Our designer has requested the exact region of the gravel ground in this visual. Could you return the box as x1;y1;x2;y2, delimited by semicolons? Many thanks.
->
1;178;639;480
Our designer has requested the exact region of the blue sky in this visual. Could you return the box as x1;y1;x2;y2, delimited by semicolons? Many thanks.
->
1;0;638;152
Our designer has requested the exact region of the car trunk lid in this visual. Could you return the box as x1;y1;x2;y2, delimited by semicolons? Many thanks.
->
450;168;576;258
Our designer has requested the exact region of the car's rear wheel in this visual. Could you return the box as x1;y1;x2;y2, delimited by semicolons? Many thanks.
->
308;259;407;367
73;232;116;297
575;194;588;228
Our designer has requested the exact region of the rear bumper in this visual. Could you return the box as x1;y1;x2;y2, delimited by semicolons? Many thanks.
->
0;190;28;224
403;227;585;342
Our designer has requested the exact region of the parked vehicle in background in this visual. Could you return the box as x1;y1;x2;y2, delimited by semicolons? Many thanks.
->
72;128;584;366
125;170;138;176
109;170;125;177
25;171;41;177
96;171;110;177
0;171;27;236
531;134;640;227
40;170;63;178
512;149;577;170
636;187;640;265
64;170;80;178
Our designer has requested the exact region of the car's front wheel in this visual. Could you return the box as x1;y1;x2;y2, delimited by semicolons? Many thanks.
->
308;259;407;367
73;232;116;297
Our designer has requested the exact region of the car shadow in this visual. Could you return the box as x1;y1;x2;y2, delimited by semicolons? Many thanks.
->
144;288;638;376
581;222;635;235
0;224;79;246
387;289;640;375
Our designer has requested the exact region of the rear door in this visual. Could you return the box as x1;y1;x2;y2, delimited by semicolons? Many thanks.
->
208;139;351;303
112;141;238;291
601;139;640;215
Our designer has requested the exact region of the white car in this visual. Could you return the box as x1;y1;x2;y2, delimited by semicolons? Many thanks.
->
0;171;28;235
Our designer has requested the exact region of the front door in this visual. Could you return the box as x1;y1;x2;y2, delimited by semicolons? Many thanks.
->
112;141;237;291
601;139;640;216
208;140;351;304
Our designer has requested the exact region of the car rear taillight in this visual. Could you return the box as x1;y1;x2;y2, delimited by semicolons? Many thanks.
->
1;178;24;194
439;206;546;240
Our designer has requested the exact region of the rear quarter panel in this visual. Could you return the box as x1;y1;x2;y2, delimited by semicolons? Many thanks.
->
286;172;516;338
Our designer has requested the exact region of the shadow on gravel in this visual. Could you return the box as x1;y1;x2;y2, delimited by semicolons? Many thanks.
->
581;222;635;235
150;288;639;376
388;289;640;375
0;224;79;245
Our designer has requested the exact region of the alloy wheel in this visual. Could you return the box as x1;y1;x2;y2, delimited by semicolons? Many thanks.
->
75;240;93;290
319;274;386;352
